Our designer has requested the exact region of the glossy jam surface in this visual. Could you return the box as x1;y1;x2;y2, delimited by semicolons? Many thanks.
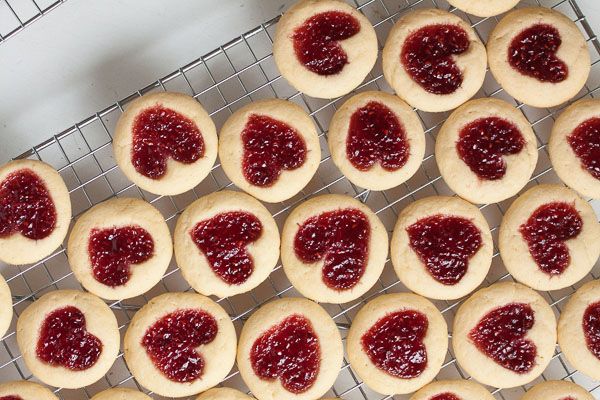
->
0;169;57;240
401;24;469;95
431;394;461;400
36;306;102;371
361;310;428;378
583;301;600;360
88;225;154;287
568;117;600;180
508;24;568;83
190;211;262;285
292;11;360;76
242;114;306;187
346;101;410;172
250;315;320;394
519;202;583;275
131;105;204;179
294;208;370;290
142;309;218;383
469;303;536;373
0;396;22;400
457;117;525;180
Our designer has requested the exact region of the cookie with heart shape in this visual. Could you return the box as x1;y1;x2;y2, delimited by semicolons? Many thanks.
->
409;379;495;400
196;388;254;400
90;388;152;400
521;380;594;400
447;0;520;18
0;381;58;400
16;290;119;389
0;274;12;339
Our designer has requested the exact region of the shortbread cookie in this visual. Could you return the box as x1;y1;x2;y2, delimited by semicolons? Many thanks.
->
499;184;600;291
174;191;279;298
521;380;594;400
0;273;12;338
90;388;152;400
196;388;253;400
409;379;495;400
113;92;218;195
16;290;119;389
0;159;71;265
488;7;590;108
447;0;520;18
0;381;58;400
436;98;538;204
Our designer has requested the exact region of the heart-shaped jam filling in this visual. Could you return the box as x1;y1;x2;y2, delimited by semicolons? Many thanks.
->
190;211;262;285
519;202;582;275
0;396;22;400
242;114;307;187
294;208;370;290
36;306;102;371
88;225;154;287
251;314;320;394
132;105;205;179
361;310;428;378
346;101;410;172
583;301;600;360
0;169;57;240
457;117;525;180
142;309;218;383
568;117;600;180
292;11;360;76
401;24;470;95
508;24;568;83
431;394;461;400
469;303;536;373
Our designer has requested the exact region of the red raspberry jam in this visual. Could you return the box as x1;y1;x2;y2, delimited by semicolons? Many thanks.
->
0;396;22;400
142;309;218;383
361;310;428;378
242;114;307;187
431;394;461;400
583;301;600;360
456;117;525;180
469;303;536;373
519;202;582;275
346;101;410;172
508;24;568;83
190;211;262;285
0;168;57;240
292;11;360;76
568;117;600;180
88;225;154;287
294;208;370;290
131;105;205;179
36;306;102;371
250;315;319;394
401;24;470;95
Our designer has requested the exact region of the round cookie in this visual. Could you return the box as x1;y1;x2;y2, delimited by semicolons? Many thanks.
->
237;297;343;400
281;194;388;304
113;92;218;195
327;91;425;191
68;197;172;300
196;388;253;400
452;282;557;388
0;381;58;400
0;159;71;265
521;380;594;400
273;0;378;99
391;196;493;300
409;379;495;400
174;190;280;298
435;98;538;204
487;7;590;108
90;388;152;400
347;293;447;395
16;289;119;389
549;98;600;199
499;184;600;291
382;8;487;113
447;0;520;18
124;292;236;397
0;273;13;338
218;99;320;203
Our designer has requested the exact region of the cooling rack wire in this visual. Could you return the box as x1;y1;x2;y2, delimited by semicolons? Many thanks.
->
0;0;65;43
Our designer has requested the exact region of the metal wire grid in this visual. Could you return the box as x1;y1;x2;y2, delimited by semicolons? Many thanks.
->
1;0;599;398
0;0;65;43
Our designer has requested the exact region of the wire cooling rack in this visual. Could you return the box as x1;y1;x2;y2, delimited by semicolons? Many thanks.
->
0;0;65;43
1;0;600;399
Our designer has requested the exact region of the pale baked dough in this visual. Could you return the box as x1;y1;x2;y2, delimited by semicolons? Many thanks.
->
391;196;493;300
90;388;152;400
281;194;388;304
327;91;425;191
273;0;378;99
447;0;520;18
16;290;119;389
435;98;538;204
218;99;320;203
487;7;590;108
237;297;343;400
347;293;448;395
521;380;594;400
382;9;487;113
68;197;172;300
124;292;236;397
113;92;218;196
174;190;280;298
0;273;12;338
409;379;495;400
0;159;71;265
0;380;58;400
196;387;254;400
452;282;557;388
499;184;600;291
